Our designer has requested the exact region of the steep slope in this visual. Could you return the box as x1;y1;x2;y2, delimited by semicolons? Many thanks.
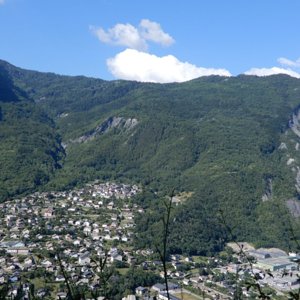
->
0;61;64;201
2;60;300;253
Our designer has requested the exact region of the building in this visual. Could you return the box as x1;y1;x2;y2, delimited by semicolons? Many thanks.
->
78;252;90;265
255;257;298;271
0;241;25;248
152;283;166;293
135;286;148;296
122;296;136;300
152;283;179;293
263;274;300;290
248;250;271;260
6;247;29;255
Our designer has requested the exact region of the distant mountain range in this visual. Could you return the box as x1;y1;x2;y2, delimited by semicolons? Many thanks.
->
1;59;300;254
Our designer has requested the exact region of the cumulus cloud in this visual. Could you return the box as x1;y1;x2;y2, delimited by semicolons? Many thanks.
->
244;67;300;78
107;48;231;83
278;57;300;68
92;19;229;82
90;19;174;51
139;19;174;46
90;23;147;51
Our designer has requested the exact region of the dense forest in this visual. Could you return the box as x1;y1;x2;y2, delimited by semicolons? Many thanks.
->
1;59;300;254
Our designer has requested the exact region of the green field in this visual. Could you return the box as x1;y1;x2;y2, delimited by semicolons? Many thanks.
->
172;292;204;300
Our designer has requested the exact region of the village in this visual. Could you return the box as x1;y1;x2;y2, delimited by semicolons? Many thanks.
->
0;181;299;300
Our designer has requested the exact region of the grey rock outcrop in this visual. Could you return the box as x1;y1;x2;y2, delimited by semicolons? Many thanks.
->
70;116;138;144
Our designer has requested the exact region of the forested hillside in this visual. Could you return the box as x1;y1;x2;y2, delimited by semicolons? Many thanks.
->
0;62;64;201
1;59;300;254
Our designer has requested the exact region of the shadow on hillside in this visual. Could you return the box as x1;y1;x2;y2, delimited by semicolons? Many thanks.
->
0;64;19;102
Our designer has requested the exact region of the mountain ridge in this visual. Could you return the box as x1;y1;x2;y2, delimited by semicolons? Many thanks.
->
1;59;300;254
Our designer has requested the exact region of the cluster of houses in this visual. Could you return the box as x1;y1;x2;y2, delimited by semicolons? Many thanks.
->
0;182;144;298
86;182;140;199
1;181;300;299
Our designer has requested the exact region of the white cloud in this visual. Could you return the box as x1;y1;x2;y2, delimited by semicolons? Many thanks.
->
278;57;300;68
139;19;174;47
90;23;147;51
107;48;231;83
244;67;300;78
0;0;5;5
90;19;174;51
93;20;229;82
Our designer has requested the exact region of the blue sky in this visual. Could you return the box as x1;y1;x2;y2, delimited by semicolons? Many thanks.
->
1;0;300;82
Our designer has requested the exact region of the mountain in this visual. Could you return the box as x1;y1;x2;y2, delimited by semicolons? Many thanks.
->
1;59;300;254
0;61;64;201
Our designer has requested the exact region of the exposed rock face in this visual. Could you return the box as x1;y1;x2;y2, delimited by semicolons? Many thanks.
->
289;109;300;138
278;142;287;150
262;177;273;202
295;167;300;193
286;199;300;217
70;116;138;144
288;109;300;195
98;116;138;133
